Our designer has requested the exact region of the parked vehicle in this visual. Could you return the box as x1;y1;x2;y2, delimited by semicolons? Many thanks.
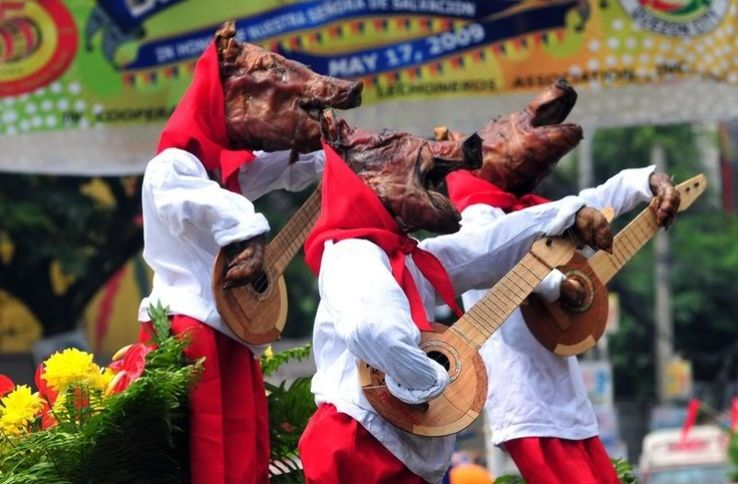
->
639;424;730;483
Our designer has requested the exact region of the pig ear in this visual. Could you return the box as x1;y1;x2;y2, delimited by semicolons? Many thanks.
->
461;133;483;170
215;20;238;63
319;110;335;140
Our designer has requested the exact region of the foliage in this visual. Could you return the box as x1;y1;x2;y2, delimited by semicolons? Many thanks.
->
495;458;636;483
0;174;143;336
494;474;525;483
729;430;738;481
0;304;200;483
550;123;738;401
260;343;312;378
612;457;637;484
260;343;316;483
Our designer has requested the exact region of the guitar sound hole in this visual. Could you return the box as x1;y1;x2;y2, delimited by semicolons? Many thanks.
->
249;271;269;294
427;351;451;371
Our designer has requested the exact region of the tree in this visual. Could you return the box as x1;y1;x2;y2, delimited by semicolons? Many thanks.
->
587;124;738;403
537;123;738;402
0;174;143;336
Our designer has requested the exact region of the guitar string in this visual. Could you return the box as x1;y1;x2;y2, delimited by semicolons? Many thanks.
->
463;256;545;343
227;190;320;311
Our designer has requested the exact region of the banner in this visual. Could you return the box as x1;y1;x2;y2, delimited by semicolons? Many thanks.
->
1;0;737;174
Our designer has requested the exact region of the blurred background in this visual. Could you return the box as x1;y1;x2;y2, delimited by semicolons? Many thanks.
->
2;0;738;481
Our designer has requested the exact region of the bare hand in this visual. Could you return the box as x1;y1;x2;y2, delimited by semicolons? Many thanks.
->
223;235;266;289
559;276;586;308
649;172;681;227
571;207;613;253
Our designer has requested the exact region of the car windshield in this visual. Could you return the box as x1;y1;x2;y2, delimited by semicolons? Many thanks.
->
646;465;730;484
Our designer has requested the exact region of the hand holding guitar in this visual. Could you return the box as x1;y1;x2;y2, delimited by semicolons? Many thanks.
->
559;276;587;308
523;173;705;355
571;206;614;253
649;172;681;227
222;234;266;289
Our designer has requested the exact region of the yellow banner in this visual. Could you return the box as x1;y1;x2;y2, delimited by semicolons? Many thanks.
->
1;0;737;174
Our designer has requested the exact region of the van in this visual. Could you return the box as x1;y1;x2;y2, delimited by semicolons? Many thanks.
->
639;424;731;483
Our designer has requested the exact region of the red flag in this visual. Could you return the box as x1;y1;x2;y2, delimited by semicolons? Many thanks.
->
730;397;738;431
680;398;701;441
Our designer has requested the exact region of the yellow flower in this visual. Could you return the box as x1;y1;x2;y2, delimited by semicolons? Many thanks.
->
42;348;102;393
0;386;42;436
263;346;274;360
92;367;115;392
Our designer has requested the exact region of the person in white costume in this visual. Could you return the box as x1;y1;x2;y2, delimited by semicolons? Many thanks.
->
136;22;361;484
440;79;681;483
298;115;615;484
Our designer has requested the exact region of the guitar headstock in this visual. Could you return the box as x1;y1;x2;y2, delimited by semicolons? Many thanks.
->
530;235;577;268
676;173;707;212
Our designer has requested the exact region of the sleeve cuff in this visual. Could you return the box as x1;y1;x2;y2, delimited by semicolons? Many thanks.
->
638;165;657;202
213;212;270;247
384;358;450;405
544;195;586;236
534;269;565;302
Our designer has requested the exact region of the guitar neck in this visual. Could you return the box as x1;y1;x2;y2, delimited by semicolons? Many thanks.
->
588;173;706;285
588;206;660;285
266;187;321;275
452;246;563;349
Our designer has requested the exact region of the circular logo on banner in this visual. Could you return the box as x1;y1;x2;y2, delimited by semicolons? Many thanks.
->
0;0;78;96
619;0;730;37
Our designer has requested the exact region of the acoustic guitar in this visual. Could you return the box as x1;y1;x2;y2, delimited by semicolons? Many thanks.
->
358;234;579;437
212;188;320;345
521;174;707;356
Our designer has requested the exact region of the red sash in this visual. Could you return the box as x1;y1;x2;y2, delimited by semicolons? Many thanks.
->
446;170;549;213
304;143;462;330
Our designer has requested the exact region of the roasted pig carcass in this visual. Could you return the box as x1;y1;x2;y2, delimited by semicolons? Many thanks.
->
435;78;583;195
216;21;363;154
321;111;481;234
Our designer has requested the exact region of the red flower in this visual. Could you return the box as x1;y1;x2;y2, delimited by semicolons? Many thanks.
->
107;343;152;395
33;365;60;429
34;364;58;406
39;401;57;430
0;374;14;397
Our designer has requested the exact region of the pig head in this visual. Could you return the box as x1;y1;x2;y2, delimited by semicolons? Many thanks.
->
216;21;363;153
436;78;583;196
321;111;482;234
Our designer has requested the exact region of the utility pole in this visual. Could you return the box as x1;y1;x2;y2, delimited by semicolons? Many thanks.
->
578;130;594;191
578;132;603;360
652;144;673;403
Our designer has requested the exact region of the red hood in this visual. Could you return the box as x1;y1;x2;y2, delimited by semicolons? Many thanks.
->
157;42;254;192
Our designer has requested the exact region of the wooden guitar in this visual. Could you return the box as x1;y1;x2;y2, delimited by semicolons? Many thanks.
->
212;188;320;345
521;174;707;356
358;235;579;437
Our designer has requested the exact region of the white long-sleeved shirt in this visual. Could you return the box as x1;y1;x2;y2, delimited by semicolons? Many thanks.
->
137;147;324;352
311;195;587;483
458;166;655;446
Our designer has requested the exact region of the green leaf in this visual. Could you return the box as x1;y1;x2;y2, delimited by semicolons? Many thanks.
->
147;301;172;346
260;343;312;378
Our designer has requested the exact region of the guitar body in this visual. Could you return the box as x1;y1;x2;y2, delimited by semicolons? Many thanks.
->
358;322;488;437
212;249;288;345
520;174;707;356
211;189;321;345
521;252;608;356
